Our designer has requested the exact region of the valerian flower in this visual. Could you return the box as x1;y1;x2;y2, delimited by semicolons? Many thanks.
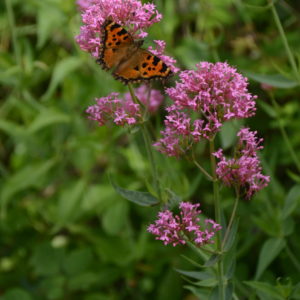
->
76;0;162;57
213;128;270;199
155;62;257;157
86;86;164;126
147;202;221;247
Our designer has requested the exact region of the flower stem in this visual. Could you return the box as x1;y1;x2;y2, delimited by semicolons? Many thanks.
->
222;190;239;249
209;138;225;300
270;92;300;172
268;0;300;83
128;84;163;202
191;150;213;181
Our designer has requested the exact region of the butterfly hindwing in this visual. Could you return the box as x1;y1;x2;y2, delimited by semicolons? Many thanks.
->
102;19;134;49
113;49;172;84
97;19;173;84
97;19;135;70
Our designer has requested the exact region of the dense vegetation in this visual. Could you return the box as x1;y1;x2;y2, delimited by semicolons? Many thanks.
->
1;0;300;299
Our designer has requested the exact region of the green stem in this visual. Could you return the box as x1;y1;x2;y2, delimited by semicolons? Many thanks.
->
270;93;300;172
268;0;300;83
128;84;163;202
222;190;239;249
193;159;213;181
209;139;225;300
5;0;21;66
191;150;213;181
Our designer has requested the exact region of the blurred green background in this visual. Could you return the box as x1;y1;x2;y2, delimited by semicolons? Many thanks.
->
1;0;300;299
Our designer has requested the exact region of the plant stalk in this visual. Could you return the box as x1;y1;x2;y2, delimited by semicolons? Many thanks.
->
128;84;163;202
268;0;300;83
222;190;239;249
209;138;225;300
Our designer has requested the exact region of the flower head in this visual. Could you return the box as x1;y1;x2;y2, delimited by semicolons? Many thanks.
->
147;202;221;247
86;86;164;127
213;128;270;199
86;92;142;126
76;0;162;57
155;62;257;157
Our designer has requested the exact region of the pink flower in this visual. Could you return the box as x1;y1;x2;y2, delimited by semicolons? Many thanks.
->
76;0;96;11
213;128;270;199
123;85;164;113
76;0;162;57
147;202;221;247
86;92;142;126
155;62;257;157
86;86;164;127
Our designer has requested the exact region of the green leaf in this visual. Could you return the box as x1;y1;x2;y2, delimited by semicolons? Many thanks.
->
244;281;285;300
204;254;220;267
37;3;66;49
56;180;87;227
165;188;182;209
255;238;286;280
175;269;212;280
225;283;234;300
282;185;300;219
184;285;210;299
0;159;56;215
244;72;299;88
28;109;71;133
195;278;218;287
68;272;101;291
102;200;128;235
0;289;33;300
0;120;27;138
39;276;65;299
30;243;64;276
63;248;93;276
111;181;159;206
42;57;82;100
286;170;300;183
220;121;240;149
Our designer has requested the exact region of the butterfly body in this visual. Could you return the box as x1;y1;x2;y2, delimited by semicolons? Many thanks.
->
97;19;172;84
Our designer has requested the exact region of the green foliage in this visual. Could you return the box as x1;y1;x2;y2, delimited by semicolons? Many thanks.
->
1;0;300;299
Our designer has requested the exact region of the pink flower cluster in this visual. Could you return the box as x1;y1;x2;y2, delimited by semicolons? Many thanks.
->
213;128;270;199
154;62;257;157
76;0;162;57
147;202;221;247
86;85;164;126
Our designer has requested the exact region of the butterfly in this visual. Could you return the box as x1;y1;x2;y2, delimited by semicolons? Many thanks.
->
96;19;173;85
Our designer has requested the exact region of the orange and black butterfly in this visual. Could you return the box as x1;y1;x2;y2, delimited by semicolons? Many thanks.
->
97;19;173;85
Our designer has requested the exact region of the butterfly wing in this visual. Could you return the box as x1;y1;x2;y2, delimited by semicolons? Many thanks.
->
113;49;173;84
97;19;135;70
